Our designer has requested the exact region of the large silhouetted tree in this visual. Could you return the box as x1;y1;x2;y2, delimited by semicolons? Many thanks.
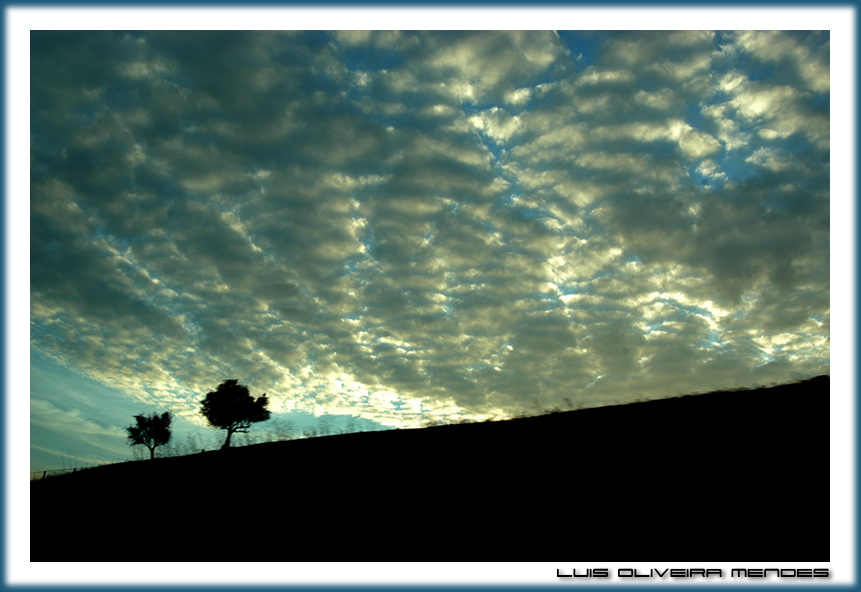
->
200;379;271;449
126;412;172;460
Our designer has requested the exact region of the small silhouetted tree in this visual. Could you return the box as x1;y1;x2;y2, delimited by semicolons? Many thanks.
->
126;412;172;460
200;379;271;449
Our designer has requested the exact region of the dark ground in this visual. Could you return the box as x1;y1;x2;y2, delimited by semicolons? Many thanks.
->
31;376;830;562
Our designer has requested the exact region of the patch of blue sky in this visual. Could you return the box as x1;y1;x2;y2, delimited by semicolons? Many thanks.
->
654;294;715;321
557;282;589;302
700;329;723;350
810;313;827;326
684;101;707;131
470;124;507;163
586;372;606;389
495;191;521;210
341;43;403;74
465;362;500;374
32;320;66;344
73;104;100;126
637;298;716;340
465;93;520;114
810;94;829;111
501;196;556;225
713;151;759;185
745;62;778;84
688;164;725;191
535;294;564;314
30;351;149;469
370;338;416;357
556;31;611;70
342;254;366;277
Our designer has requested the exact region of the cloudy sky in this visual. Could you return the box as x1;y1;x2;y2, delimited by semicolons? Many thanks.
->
28;26;833;473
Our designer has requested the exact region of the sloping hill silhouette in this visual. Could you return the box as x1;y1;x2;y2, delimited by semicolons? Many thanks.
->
31;376;829;562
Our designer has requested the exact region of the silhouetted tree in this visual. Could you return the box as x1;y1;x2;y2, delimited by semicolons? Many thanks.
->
126;412;172;460
200;379;271;449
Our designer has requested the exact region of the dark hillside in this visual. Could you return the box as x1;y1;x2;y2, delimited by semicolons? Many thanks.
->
31;376;830;562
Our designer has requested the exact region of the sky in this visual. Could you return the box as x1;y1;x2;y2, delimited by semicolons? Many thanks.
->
28;27;833;473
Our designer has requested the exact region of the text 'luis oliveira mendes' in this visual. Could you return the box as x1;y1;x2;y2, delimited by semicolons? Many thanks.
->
556;568;831;579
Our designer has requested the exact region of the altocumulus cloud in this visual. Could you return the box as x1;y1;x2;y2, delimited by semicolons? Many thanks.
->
31;30;830;465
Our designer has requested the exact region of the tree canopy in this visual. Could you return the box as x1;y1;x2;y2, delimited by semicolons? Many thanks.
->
200;379;271;449
126;412;172;460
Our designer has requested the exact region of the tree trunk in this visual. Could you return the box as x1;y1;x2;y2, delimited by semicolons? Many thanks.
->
222;429;233;449
148;446;155;460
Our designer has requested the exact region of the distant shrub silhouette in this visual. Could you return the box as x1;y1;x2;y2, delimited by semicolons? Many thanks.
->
200;379;271;449
126;412;172;460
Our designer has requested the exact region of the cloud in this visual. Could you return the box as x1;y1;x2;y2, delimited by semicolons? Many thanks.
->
730;30;830;94
30;30;830;448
